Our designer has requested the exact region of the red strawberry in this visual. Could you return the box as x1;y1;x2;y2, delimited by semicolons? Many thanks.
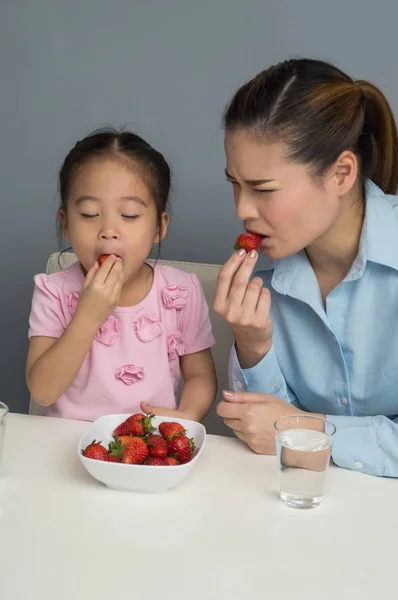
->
234;231;263;252
108;436;124;462
98;254;110;267
168;435;195;464
126;414;155;437
98;254;122;266
116;435;133;446
159;422;186;441
164;456;179;466
108;455;121;463
82;440;109;461
146;457;166;466
147;434;168;459
113;421;131;437
122;437;149;465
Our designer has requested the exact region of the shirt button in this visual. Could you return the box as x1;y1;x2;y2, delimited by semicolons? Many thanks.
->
340;397;348;406
354;461;363;470
235;380;243;390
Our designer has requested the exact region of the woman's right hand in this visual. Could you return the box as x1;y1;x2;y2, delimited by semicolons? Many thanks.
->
76;255;124;326
213;249;273;368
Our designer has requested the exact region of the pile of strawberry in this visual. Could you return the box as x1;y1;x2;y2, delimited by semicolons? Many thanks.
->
82;413;196;466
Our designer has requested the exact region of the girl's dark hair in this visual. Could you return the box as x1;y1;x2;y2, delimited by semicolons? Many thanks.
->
224;58;398;194
57;128;171;256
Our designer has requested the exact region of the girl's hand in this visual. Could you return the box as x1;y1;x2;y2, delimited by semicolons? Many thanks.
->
216;390;305;455
213;250;273;367
76;255;124;326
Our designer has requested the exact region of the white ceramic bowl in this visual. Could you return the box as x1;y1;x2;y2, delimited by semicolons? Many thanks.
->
78;414;206;493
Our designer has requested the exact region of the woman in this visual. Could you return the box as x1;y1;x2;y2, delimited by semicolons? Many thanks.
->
214;58;398;477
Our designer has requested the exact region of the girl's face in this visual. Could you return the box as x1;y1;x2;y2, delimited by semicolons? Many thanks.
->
60;158;169;280
224;128;344;260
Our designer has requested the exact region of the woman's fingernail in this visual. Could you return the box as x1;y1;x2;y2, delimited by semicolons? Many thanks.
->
249;250;257;258
238;249;246;256
223;390;234;397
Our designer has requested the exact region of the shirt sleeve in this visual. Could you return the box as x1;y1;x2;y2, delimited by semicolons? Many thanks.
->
28;274;65;339
177;273;215;355
326;414;398;477
228;343;302;407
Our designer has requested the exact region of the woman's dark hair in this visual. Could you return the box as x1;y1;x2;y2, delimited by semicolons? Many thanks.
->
57;128;171;259
224;58;398;194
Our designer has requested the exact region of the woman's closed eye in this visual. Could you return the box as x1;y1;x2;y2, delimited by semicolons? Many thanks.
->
122;215;139;220
81;213;98;219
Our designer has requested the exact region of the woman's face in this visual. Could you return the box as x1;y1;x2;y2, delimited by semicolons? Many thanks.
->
224;128;342;260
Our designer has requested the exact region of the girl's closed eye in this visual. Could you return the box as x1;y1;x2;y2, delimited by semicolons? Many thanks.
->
254;189;276;195
122;215;139;220
81;213;98;218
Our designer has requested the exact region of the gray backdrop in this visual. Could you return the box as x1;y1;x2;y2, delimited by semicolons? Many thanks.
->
1;0;397;413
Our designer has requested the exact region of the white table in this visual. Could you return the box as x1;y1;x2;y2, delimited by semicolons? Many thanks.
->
0;414;396;600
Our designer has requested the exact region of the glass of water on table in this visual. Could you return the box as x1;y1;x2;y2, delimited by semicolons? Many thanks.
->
274;415;336;509
0;402;9;468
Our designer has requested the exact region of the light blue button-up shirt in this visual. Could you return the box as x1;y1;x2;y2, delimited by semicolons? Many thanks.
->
229;181;398;477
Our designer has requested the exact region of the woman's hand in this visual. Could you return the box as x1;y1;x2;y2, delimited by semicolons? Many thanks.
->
217;390;305;454
76;255;124;326
213;249;273;368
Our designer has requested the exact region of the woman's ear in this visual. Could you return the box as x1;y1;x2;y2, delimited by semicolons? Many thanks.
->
331;150;358;196
154;212;170;243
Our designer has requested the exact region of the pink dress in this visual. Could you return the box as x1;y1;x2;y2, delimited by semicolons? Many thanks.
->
28;261;215;421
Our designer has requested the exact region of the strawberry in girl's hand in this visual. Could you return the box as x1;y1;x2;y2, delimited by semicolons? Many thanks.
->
147;434;168;459
122;437;149;464
98;253;122;267
164;456;179;466
82;440;109;461
159;422;186;441
98;254;110;267
234;231;263;252
168;435;195;464
146;457;166;466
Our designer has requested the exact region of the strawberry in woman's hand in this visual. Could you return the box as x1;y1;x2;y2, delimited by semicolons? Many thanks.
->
168;435;195;464
121;437;149;464
159;422;186;441
234;231;263;252
82;440;109;461
147;434;168;459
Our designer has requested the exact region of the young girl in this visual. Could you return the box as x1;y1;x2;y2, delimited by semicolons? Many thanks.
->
26;130;217;422
215;58;398;477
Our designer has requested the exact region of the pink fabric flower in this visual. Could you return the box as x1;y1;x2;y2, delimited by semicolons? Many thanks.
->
166;330;185;360
95;316;120;347
66;291;79;316
132;313;163;343
161;284;189;310
115;365;145;385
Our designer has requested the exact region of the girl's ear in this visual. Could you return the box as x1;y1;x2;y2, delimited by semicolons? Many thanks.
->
58;209;70;240
154;212;170;243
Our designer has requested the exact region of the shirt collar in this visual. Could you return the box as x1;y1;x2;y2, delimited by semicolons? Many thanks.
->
269;180;398;297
